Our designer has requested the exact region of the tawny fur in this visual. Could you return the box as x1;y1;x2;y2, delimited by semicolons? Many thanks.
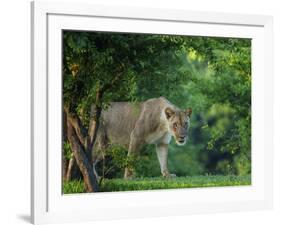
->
91;97;191;179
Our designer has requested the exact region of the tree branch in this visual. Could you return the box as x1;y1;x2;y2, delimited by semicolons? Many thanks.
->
64;106;87;146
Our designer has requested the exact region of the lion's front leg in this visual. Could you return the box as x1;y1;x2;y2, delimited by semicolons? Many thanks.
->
156;143;176;178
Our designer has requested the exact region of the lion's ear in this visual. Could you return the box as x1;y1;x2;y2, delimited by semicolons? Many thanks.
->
165;107;175;119
185;108;192;117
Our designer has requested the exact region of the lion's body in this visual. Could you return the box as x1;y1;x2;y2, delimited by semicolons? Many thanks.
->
92;97;191;178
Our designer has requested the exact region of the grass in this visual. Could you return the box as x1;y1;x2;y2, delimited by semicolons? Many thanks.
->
63;179;86;193
63;175;251;194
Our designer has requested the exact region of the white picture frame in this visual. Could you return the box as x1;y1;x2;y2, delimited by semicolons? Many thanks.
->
31;1;273;224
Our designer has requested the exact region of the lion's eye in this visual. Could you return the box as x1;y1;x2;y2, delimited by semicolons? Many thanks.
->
173;123;178;128
185;122;188;127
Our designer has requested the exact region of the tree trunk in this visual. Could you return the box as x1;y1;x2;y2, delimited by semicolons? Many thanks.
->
65;156;75;182
67;119;99;192
63;157;68;181
63;89;104;192
64;157;83;182
64;156;82;181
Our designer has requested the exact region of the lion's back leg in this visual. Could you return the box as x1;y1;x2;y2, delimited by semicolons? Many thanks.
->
124;118;145;179
92;124;108;179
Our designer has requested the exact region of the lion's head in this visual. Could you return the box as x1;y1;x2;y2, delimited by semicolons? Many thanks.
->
164;107;192;146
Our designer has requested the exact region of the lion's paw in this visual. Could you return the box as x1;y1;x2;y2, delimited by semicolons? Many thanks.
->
169;173;177;178
124;176;135;180
162;172;177;178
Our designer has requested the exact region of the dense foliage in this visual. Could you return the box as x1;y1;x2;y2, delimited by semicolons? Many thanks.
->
63;31;251;184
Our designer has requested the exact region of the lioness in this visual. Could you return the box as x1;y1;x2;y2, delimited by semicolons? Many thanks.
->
92;97;192;179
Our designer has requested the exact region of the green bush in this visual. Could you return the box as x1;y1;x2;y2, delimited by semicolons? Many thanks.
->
63;141;72;160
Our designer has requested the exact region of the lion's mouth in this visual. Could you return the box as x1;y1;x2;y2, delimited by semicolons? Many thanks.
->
176;138;186;145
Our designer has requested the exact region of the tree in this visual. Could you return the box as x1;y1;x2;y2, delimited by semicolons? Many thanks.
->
181;37;251;175
63;31;187;191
